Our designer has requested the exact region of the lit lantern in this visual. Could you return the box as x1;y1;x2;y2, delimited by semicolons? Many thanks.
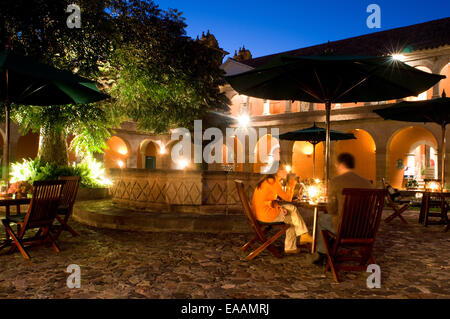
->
117;160;125;168
285;165;292;173
237;114;250;128
426;181;441;192
177;159;189;170
118;147;128;155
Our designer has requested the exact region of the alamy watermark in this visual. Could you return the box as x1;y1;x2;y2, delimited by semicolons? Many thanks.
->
366;264;381;289
66;264;81;289
366;4;381;29
66;4;81;29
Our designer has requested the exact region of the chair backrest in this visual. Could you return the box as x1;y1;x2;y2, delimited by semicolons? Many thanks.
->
234;180;265;239
23;180;66;229
57;176;81;208
382;178;398;206
337;188;386;242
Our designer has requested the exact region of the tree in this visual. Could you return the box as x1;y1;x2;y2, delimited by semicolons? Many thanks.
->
1;0;119;165
1;0;230;165
108;1;230;134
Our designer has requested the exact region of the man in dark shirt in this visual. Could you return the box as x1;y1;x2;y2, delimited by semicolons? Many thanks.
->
309;153;373;265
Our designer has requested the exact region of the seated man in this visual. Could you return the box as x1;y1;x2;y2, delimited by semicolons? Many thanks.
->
309;153;373;265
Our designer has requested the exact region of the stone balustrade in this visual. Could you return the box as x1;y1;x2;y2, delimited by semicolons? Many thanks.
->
109;169;262;215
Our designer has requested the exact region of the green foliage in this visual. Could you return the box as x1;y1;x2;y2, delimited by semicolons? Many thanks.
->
10;158;111;188
108;1;230;133
2;0;230;162
405;178;419;189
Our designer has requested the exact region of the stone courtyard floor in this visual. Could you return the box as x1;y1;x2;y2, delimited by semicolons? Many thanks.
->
0;208;449;299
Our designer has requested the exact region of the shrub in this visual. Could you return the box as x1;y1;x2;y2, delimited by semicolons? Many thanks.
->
10;158;111;188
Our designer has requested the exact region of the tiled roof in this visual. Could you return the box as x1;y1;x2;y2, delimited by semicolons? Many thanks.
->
240;17;450;68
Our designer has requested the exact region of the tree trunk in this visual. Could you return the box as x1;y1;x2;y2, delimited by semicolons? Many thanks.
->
38;127;69;166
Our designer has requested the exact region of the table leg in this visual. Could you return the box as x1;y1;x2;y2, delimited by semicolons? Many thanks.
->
311;206;319;254
424;194;430;227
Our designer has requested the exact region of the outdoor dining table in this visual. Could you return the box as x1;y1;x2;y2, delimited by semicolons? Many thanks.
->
293;200;328;253
418;191;450;231
0;196;31;250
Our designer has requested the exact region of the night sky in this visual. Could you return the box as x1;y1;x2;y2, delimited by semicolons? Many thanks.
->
156;0;450;60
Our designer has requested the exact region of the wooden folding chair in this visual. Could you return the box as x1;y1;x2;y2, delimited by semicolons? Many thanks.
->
234;180;290;261
321;188;386;282
382;179;411;224
1;180;65;260
52;176;81;240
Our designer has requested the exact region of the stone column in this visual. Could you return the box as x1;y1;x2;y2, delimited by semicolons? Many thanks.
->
279;140;294;170
285;100;292;113
375;146;387;188
263;99;270;115
308;102;315;112
125;139;141;169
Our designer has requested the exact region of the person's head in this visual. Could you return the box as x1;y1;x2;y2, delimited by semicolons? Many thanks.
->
256;161;290;188
275;161;288;180
335;153;355;175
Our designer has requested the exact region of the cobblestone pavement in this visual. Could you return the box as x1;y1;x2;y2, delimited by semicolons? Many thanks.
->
0;209;449;299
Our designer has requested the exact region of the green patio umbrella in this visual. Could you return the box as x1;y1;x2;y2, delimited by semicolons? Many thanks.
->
374;91;450;185
279;123;356;178
226;54;445;183
0;50;109;185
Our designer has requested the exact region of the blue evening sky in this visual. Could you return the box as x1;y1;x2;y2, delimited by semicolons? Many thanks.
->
156;0;450;60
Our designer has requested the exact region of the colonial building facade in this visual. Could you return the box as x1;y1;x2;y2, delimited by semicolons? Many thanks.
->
3;18;450;190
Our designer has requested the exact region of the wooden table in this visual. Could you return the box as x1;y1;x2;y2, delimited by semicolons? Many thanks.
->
294;200;328;253
0;197;31;250
418;191;450;231
0;197;31;217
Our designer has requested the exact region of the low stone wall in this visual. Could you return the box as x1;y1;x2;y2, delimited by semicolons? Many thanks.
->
109;169;261;215
76;187;111;201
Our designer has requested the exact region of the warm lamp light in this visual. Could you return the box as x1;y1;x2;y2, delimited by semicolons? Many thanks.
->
177;159;189;170
314;178;321;184
118;148;128;155
117;160;125;168
307;185;320;203
237;114;250;128
303;144;314;155
426;181;441;192
285;165;292;173
392;54;406;62
159;145;166;155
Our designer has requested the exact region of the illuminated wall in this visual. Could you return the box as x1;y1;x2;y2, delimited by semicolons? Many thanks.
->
388;126;437;189
104;136;129;169
137;141;157;169
292;141;324;180
440;63;450;96
16;132;39;161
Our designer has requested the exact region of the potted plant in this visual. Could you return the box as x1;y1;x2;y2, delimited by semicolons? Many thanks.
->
405;178;419;190
7;181;33;198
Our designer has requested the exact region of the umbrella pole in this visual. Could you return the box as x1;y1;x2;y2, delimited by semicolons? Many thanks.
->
4;69;10;189
442;123;446;187
324;101;331;185
312;142;316;179
4;101;10;188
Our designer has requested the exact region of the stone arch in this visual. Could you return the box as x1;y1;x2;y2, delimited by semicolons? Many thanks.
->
439;63;450;97
406;66;433;101
334;129;376;183
387;126;438;188
104;136;131;169
292;141;324;180
137;139;161;169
